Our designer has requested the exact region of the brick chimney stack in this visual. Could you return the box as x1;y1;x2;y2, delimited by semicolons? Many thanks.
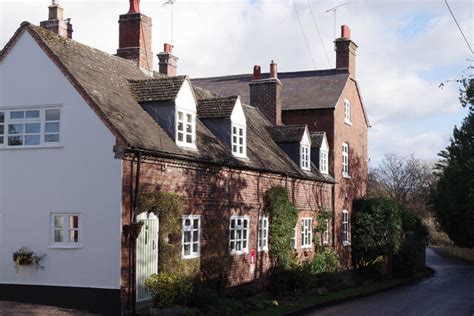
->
335;25;358;78
249;61;282;126
40;0;73;39
157;43;178;76
117;0;153;72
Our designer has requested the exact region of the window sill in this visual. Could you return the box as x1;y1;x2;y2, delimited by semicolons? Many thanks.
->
344;120;352;126
230;250;249;256
232;153;248;159
49;244;82;249
0;144;64;150
182;254;200;260
176;142;197;150
258;248;268;252
300;245;313;249
343;241;351;247
342;173;351;179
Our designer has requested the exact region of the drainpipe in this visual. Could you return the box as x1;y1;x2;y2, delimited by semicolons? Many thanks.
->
128;157;134;314
332;184;336;248
131;152;142;316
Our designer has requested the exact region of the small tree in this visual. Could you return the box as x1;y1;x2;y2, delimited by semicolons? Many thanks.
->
352;198;403;269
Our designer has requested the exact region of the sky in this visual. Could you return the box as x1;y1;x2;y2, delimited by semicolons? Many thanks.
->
1;0;472;166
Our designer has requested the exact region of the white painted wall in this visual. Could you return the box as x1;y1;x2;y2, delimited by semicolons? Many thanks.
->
175;79;196;113
230;98;246;127
0;31;122;289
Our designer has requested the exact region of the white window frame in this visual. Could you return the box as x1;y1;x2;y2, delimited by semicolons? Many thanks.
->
50;213;81;249
300;144;310;171
176;110;196;148
182;215;200;259
290;225;297;249
0;107;62;149
231;123;247;158
229;216;250;255
342;210;350;246
258;216;269;252
342;142;349;178
319;149;328;174
301;218;313;248
323;219;329;245
344;99;352;125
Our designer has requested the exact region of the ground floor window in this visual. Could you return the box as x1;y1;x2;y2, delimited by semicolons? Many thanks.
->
342;210;349;245
50;213;81;248
229;216;249;254
323;219;329;245
258;216;268;251
301;218;313;248
182;215;200;258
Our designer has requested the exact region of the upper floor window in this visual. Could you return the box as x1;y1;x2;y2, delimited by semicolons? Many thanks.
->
232;124;246;158
51;213;81;248
342;143;349;177
182;215;200;259
258;216;268;251
300;144;310;171
229;216;249;254
342;210;349;246
176;110;195;148
320;150;328;174
0;108;61;148
344;99;351;124
301;218;313;248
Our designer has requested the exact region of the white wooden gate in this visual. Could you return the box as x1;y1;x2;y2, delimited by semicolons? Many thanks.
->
136;212;159;302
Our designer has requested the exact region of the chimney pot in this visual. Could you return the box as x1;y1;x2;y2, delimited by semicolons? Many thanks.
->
253;65;261;80
341;25;351;39
128;0;140;14
270;60;277;79
164;43;173;53
40;1;73;38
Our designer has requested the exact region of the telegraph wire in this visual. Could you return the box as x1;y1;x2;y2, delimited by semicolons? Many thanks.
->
292;0;317;69
306;0;331;68
445;0;473;55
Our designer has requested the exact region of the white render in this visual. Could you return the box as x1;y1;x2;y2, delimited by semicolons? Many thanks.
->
175;79;197;114
230;97;246;127
0;31;122;289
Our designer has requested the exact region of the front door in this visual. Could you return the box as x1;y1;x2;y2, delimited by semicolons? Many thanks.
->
136;212;159;302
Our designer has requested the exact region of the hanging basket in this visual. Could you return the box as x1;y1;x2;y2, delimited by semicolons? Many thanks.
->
130;222;144;239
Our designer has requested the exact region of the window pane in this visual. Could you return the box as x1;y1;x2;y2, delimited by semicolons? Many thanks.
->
54;215;64;228
54;230;63;242
70;215;79;229
8;136;22;146
25;135;40;145
230;241;234;250
239;128;243;136
186;124;192;133
8;124;23;134
243;241;247;249
184;244;190;255
177;122;183;132
230;219;235;228
193;219;199;229
186;114;192;123
184;231;191;243
45;122;59;133
186;134;192;143
69;230;79;242
193;230;198;241
26;110;40;119
178;111;183;120
25;123;41;134
0;125;4;135
0;136;3;144
177;132;183;142
230;230;235;239
45;134;60;143
10;111;24;119
185;218;191;227
45;109;60;121
243;220;247;228
233;126;237;134
0;112;4;123
192;243;198;253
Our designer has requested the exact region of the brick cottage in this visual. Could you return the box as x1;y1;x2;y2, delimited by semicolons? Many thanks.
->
0;0;368;314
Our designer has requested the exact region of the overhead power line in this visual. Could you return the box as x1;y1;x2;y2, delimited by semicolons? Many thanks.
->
292;0;317;69
306;0;331;68
445;0;473;55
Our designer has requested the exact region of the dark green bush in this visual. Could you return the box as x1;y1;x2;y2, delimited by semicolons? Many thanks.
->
145;272;194;308
352;198;403;270
310;247;340;274
399;207;428;239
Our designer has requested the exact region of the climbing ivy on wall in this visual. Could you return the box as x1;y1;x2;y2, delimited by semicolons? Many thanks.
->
264;186;298;268
139;192;200;277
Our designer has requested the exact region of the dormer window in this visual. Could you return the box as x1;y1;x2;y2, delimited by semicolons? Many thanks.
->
344;99;351;125
319;149;328;174
232;124;246;158
176;110;195;148
300;144;310;171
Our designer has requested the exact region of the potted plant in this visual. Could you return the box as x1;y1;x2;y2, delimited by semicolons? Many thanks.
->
12;246;46;273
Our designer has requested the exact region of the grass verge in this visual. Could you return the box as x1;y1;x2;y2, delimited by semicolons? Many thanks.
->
247;277;411;316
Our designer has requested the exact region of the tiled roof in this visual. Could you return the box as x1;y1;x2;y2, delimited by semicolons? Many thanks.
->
192;70;349;110
4;22;334;183
197;96;238;118
268;125;307;143
310;132;325;148
129;77;187;102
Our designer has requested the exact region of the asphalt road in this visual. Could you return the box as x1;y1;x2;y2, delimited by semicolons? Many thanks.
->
306;248;474;316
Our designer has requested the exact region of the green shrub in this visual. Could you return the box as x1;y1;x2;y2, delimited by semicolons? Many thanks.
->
145;272;194;308
310;247;340;274
399;207;428;239
352;198;403;270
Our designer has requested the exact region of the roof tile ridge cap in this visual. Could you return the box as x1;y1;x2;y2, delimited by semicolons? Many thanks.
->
31;24;142;68
192;73;252;80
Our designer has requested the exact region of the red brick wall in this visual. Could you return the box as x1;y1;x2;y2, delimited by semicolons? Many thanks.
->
282;77;368;268
121;157;333;300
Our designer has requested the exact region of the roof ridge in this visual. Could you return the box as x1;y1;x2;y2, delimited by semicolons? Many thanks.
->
193;68;348;80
